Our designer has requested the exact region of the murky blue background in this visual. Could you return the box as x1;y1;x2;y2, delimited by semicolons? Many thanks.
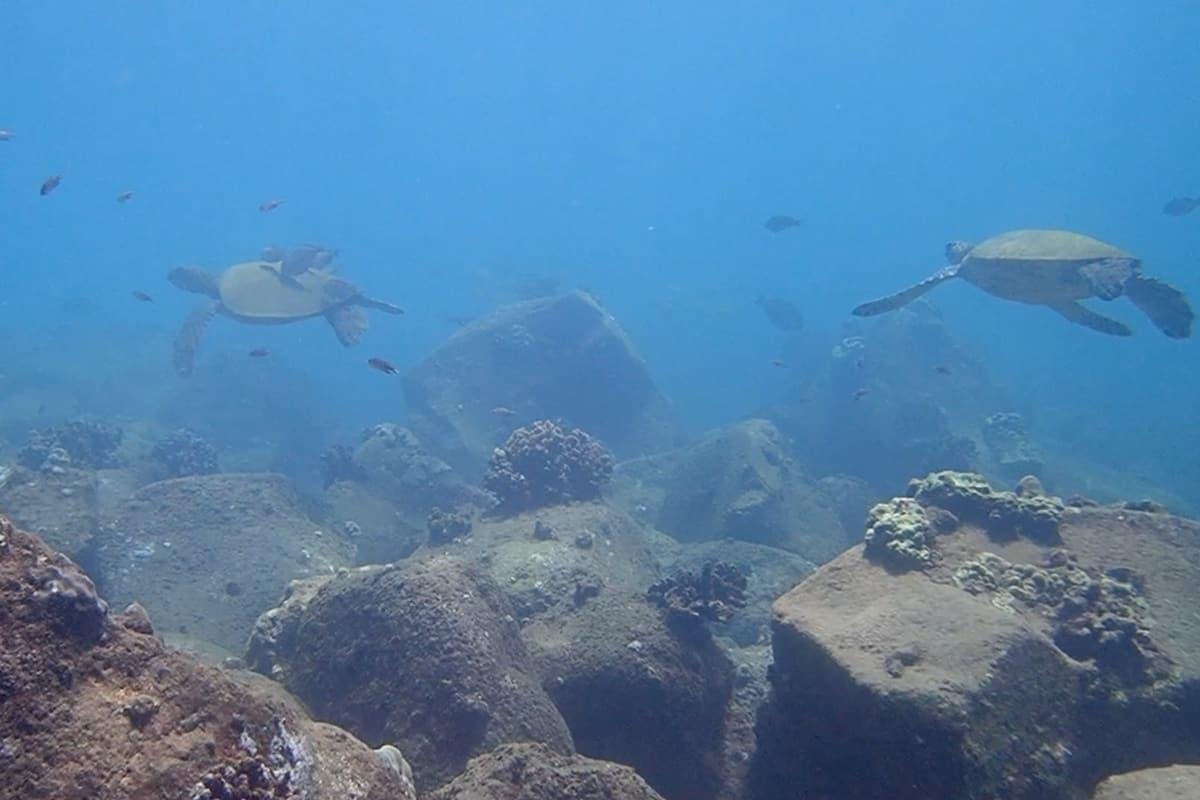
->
3;2;1197;498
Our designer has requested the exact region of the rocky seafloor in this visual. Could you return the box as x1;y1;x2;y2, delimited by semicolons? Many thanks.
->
4;291;1200;799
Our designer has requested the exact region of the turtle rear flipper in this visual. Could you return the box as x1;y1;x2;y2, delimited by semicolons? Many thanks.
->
1048;301;1132;336
326;305;369;345
852;265;960;316
1080;258;1137;301
1124;275;1194;339
173;304;220;375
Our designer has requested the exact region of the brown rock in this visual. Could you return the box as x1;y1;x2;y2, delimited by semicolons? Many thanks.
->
0;519;411;800
750;504;1200;800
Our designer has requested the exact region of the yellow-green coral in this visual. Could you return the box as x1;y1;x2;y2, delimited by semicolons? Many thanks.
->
908;470;1063;543
863;497;950;570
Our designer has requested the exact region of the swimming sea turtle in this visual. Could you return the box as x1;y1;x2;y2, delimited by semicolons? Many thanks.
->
852;229;1194;338
168;261;403;374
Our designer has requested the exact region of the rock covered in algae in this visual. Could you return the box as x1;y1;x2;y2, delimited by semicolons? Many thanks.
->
954;550;1169;686
908;470;1063;543
862;496;957;570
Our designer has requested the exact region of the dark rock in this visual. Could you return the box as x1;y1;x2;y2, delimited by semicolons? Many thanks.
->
320;443;364;488
428;505;474;545
150;427;218;477
748;503;1200;800
248;556;573;792
403;291;677;476
647;561;747;635
656;538;815;648
656;419;847;563
428;742;666;800
29;558;109;642
324;424;486;563
0;520;412;800
817;473;878;544
17;418;123;471
94;473;351;651
527;590;733;800
117;602;155;635
533;519;557;540
484;420;613;514
983;411;1044;479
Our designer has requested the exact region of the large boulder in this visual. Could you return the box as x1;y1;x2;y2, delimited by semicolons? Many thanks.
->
247;555;574;792
428;742;666;800
403;291;676;476
0;515;412;800
656;419;847;563
527;590;734;800
421;500;737;800
94;473;351;652
750;476;1200;800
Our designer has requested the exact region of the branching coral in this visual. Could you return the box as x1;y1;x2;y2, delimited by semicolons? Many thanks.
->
647;561;748;633
18;419;123;471
483;420;613;513
152;428;219;478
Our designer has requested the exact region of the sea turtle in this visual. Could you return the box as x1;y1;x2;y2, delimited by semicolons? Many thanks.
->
852;229;1194;338
168;260;403;374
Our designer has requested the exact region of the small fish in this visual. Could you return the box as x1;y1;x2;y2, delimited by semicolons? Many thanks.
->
764;214;802;233
116;190;135;203
249;347;270;358
259;198;285;212
771;359;787;368
39;174;62;196
491;406;517;417
131;290;153;302
368;357;399;375
1163;197;1200;217
855;358;864;369
934;365;951;375
0;129;13;141
853;388;870;400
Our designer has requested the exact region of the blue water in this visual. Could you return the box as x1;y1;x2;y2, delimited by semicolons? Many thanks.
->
3;3;1198;499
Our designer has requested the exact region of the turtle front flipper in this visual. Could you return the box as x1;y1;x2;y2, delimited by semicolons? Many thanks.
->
852;265;960;316
173;303;220;375
1047;301;1132;336
326;305;369;345
357;295;405;315
1123;275;1194;339
167;266;222;300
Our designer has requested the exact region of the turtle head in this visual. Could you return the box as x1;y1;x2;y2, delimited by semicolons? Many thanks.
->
168;266;221;300
945;240;973;265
